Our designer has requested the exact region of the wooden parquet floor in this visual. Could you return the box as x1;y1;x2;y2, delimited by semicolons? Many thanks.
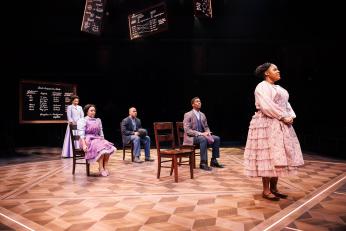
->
0;147;345;231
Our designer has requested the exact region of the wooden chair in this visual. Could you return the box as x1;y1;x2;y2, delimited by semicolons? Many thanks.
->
175;122;200;168
153;122;194;183
70;124;90;176
120;122;134;162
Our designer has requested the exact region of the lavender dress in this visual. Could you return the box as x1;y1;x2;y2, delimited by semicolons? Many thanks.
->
78;117;116;162
62;105;84;157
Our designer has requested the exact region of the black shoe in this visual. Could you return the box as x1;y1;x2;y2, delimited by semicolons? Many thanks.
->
270;190;288;199
210;159;224;168
200;163;212;171
262;192;280;201
145;157;155;162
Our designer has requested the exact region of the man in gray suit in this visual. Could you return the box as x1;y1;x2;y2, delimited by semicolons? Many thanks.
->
183;97;224;170
121;107;154;163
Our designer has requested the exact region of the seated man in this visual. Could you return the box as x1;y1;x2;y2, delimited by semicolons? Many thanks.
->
121;107;154;163
183;97;224;171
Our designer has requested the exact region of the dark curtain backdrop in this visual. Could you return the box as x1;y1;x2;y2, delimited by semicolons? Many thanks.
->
2;0;345;158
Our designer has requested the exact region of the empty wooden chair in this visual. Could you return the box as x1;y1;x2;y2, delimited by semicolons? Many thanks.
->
153;122;194;183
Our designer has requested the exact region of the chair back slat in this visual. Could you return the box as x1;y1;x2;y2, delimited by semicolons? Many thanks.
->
157;134;173;142
71;135;80;141
154;122;172;130
175;122;184;147
153;122;175;152
69;123;80;152
70;124;77;129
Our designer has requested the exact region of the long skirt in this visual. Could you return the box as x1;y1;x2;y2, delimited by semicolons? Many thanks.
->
61;124;80;158
244;111;304;177
83;135;116;163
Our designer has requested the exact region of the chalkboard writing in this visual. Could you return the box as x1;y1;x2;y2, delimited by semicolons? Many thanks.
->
194;0;213;18
81;0;106;35
128;2;168;40
19;81;77;124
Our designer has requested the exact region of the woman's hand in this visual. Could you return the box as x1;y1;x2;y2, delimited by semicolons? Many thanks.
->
282;117;293;125
83;145;88;152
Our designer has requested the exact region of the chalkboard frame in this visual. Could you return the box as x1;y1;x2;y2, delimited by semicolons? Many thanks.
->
19;80;77;124
128;2;169;40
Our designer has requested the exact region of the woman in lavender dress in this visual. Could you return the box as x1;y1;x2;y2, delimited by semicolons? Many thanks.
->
244;63;304;201
62;95;84;158
78;104;116;177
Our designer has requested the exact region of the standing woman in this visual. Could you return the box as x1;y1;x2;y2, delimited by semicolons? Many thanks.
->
62;95;84;158
78;104;116;176
244;63;304;201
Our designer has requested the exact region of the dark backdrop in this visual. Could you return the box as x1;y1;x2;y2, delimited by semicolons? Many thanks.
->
2;0;345;158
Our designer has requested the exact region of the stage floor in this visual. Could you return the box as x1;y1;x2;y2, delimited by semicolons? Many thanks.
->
0;147;345;231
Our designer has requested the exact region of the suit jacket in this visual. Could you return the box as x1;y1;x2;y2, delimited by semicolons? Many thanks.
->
183;110;211;145
121;116;142;145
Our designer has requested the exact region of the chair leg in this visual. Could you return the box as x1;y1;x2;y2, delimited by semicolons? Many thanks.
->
86;162;90;176
131;144;134;162
193;150;196;169
122;147;125;160
72;157;76;175
189;154;194;179
170;159;174;176
173;155;178;183
157;156;161;179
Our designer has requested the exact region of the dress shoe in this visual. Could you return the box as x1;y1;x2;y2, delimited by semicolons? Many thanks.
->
200;163;212;171
270;190;288;199
145;157;155;162
210;159;224;168
262;192;280;201
100;170;108;177
134;157;143;163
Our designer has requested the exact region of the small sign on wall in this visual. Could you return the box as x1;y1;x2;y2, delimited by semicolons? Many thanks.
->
194;0;213;18
81;0;106;35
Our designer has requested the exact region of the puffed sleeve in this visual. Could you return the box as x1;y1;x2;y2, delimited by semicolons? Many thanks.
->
255;83;288;120
98;118;104;138
77;117;86;139
67;105;73;122
287;102;296;118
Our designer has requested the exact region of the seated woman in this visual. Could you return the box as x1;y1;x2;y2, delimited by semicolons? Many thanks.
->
78;104;116;176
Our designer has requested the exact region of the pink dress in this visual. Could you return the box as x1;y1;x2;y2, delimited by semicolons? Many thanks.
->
244;81;304;177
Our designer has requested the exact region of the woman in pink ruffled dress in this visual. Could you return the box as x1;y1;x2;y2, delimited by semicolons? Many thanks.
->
78;104;116;177
244;63;304;201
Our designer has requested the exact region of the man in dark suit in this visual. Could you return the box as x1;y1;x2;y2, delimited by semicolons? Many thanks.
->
121;107;154;163
183;97;224;170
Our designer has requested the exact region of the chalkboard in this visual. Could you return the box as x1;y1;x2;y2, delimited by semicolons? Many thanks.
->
19;81;77;124
194;0;213;18
81;0;106;35
128;2;168;40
